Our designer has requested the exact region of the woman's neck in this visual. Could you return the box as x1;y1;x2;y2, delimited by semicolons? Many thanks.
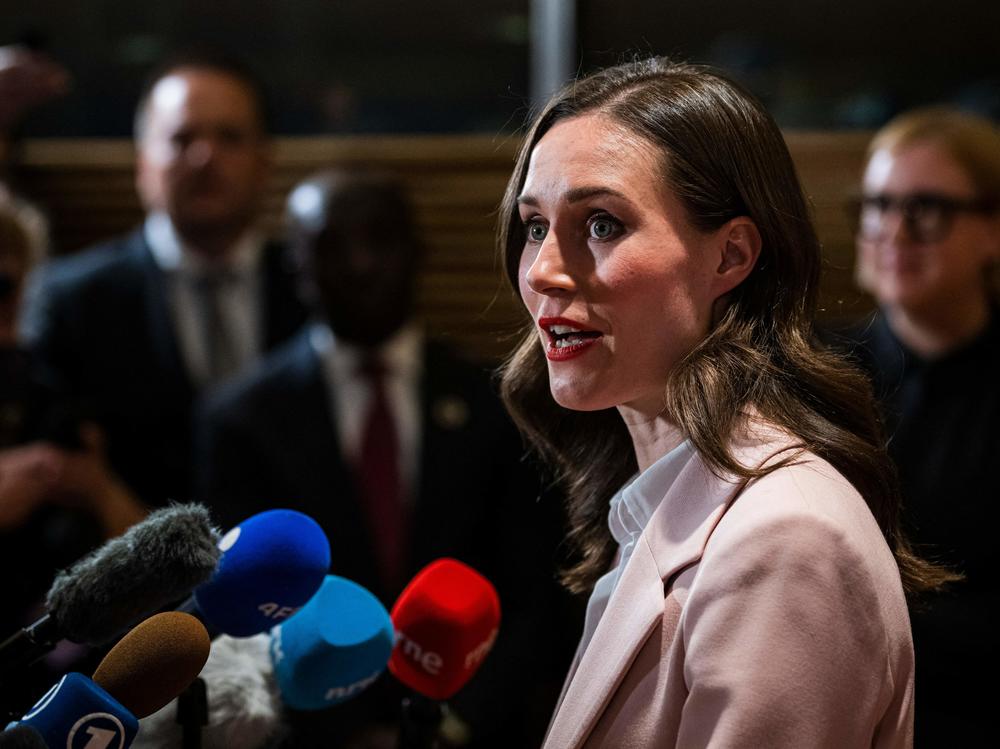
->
619;406;685;473
885;291;991;359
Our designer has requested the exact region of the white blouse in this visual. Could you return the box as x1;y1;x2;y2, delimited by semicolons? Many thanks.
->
577;439;696;659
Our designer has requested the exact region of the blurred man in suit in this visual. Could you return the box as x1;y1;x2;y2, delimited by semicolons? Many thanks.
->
196;170;573;748
20;52;307;506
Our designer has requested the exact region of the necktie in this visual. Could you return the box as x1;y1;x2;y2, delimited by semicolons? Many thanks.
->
193;271;240;386
357;357;406;591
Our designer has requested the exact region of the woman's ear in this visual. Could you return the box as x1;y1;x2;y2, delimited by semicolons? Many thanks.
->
714;217;761;295
710;217;761;324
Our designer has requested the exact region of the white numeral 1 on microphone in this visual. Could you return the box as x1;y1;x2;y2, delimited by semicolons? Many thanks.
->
82;726;117;749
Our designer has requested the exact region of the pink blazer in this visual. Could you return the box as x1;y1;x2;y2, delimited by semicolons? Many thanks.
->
543;430;914;748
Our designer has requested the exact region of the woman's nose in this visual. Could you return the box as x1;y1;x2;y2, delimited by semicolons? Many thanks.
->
523;233;575;296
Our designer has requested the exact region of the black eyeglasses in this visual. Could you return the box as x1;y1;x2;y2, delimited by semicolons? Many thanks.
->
852;192;996;244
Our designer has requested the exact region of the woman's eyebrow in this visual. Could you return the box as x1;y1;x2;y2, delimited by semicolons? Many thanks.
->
565;186;629;204
517;186;630;206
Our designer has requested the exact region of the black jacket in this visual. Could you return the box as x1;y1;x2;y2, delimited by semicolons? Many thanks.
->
195;327;575;748
22;228;307;506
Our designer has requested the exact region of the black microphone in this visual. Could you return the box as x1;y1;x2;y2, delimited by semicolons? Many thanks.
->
0;503;221;677
0;726;46;749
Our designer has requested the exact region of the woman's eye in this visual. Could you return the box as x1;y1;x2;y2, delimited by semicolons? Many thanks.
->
588;215;621;240
527;221;548;242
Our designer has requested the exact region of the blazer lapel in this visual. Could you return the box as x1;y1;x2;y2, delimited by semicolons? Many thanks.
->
544;538;668;749
543;451;750;749
545;427;803;748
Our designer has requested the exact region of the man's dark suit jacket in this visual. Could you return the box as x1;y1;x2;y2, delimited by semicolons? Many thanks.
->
195;326;575;748
22;228;307;507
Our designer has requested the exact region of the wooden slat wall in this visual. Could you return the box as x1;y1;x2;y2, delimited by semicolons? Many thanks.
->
786;131;875;322
12;133;874;364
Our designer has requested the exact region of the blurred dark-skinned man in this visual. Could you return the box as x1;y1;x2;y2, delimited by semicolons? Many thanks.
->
197;170;573;748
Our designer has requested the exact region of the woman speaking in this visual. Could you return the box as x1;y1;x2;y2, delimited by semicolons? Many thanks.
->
497;59;944;747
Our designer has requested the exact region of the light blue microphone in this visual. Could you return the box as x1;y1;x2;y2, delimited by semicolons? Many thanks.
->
270;575;394;710
191;509;331;637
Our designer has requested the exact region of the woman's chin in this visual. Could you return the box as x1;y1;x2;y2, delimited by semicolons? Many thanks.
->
548;384;616;413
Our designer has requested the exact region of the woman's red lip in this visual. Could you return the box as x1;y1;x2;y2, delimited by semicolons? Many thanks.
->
537;316;600;332
545;336;600;361
537;316;603;361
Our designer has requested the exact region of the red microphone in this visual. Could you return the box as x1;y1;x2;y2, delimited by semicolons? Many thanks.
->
390;558;500;699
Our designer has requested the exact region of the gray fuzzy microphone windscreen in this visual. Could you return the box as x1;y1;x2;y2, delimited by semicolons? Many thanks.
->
135;633;283;749
45;503;221;644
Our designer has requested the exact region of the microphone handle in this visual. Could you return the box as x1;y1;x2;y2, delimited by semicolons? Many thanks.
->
0;614;62;720
0;615;60;679
398;694;443;749
176;677;208;749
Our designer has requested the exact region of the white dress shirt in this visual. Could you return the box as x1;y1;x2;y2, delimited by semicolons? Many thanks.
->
144;212;265;387
310;322;423;502
577;438;696;659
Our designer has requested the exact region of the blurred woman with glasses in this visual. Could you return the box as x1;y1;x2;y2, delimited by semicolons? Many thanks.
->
848;108;1000;744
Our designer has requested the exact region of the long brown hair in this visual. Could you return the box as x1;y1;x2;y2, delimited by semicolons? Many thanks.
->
497;58;949;596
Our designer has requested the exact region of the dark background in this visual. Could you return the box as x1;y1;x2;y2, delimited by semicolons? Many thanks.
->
3;0;997;138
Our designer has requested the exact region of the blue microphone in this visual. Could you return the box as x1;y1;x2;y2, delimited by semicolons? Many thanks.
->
7;612;208;749
15;673;138;749
270;575;394;710
191;509;331;637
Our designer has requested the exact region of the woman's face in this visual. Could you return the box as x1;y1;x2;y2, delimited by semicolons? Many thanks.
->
516;114;722;416
856;140;1000;313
